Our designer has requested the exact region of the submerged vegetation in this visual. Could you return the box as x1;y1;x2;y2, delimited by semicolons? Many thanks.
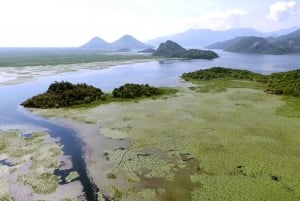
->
0;130;62;198
36;78;300;200
22;82;177;108
182;67;300;97
28;66;300;200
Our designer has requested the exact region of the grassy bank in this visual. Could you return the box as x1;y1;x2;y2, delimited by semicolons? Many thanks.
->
33;78;300;201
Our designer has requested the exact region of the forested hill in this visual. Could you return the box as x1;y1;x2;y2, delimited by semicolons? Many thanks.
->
206;28;300;54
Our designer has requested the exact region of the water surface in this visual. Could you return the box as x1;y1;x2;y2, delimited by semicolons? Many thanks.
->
0;50;299;200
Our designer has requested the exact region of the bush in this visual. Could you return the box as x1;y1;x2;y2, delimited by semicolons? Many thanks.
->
112;83;161;98
22;81;103;108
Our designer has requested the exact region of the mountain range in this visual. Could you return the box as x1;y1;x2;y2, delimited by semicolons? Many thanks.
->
81;35;152;50
206;28;300;54
146;27;299;48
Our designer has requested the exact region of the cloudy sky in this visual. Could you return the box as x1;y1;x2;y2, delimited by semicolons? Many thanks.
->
0;0;299;47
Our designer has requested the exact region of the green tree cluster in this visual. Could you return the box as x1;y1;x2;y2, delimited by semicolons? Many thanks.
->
266;69;300;97
21;81;104;108
182;67;300;97
22;82;171;108
112;83;161;98
182;67;265;81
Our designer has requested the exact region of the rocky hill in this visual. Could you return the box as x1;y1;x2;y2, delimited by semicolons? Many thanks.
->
153;40;218;59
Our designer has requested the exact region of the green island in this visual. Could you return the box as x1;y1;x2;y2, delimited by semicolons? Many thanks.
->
21;82;178;108
31;67;300;201
152;40;219;59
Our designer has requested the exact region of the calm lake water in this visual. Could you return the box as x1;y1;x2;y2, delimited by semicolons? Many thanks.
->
0;50;299;200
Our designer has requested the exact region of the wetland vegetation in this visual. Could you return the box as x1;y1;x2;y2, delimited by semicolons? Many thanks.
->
0;48;154;67
0;130;61;199
32;66;300;201
182;67;300;97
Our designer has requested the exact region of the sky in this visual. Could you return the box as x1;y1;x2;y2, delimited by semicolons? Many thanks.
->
0;0;299;47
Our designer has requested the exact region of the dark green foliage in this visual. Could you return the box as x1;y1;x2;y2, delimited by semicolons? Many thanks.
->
266;69;300;97
21;81;104;108
182;67;300;97
22;82;177;108
153;40;218;59
182;67;265;82
182;49;219;59
112;83;161;98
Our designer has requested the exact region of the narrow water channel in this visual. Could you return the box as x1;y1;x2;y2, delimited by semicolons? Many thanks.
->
0;81;100;200
20;110;99;201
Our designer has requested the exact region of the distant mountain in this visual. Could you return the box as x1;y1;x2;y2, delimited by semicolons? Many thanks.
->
81;35;152;50
207;28;300;54
272;28;300;53
152;40;218;59
224;37;280;54
207;37;246;49
111;35;152;50
81;37;110;50
147;28;263;48
138;48;155;53
264;27;300;37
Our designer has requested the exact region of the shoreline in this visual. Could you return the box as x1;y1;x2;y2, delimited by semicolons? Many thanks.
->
0;125;85;201
33;115;132;199
0;58;157;86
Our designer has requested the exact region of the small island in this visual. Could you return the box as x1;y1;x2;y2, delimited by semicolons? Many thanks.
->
22;82;177;108
21;81;104;108
153;40;219;59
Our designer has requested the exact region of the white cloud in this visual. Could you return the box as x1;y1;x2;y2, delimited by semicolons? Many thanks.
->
179;9;247;31
267;1;297;21
134;0;156;6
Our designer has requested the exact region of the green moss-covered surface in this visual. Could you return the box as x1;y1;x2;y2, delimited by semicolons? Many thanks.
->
0;130;63;199
66;171;79;183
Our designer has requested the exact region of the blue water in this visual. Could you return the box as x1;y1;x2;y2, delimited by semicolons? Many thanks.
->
0;50;299;200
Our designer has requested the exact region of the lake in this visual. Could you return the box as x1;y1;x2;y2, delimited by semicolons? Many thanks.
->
0;50;299;200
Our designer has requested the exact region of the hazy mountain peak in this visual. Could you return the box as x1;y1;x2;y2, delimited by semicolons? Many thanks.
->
81;36;110;49
81;34;152;50
111;34;152;49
